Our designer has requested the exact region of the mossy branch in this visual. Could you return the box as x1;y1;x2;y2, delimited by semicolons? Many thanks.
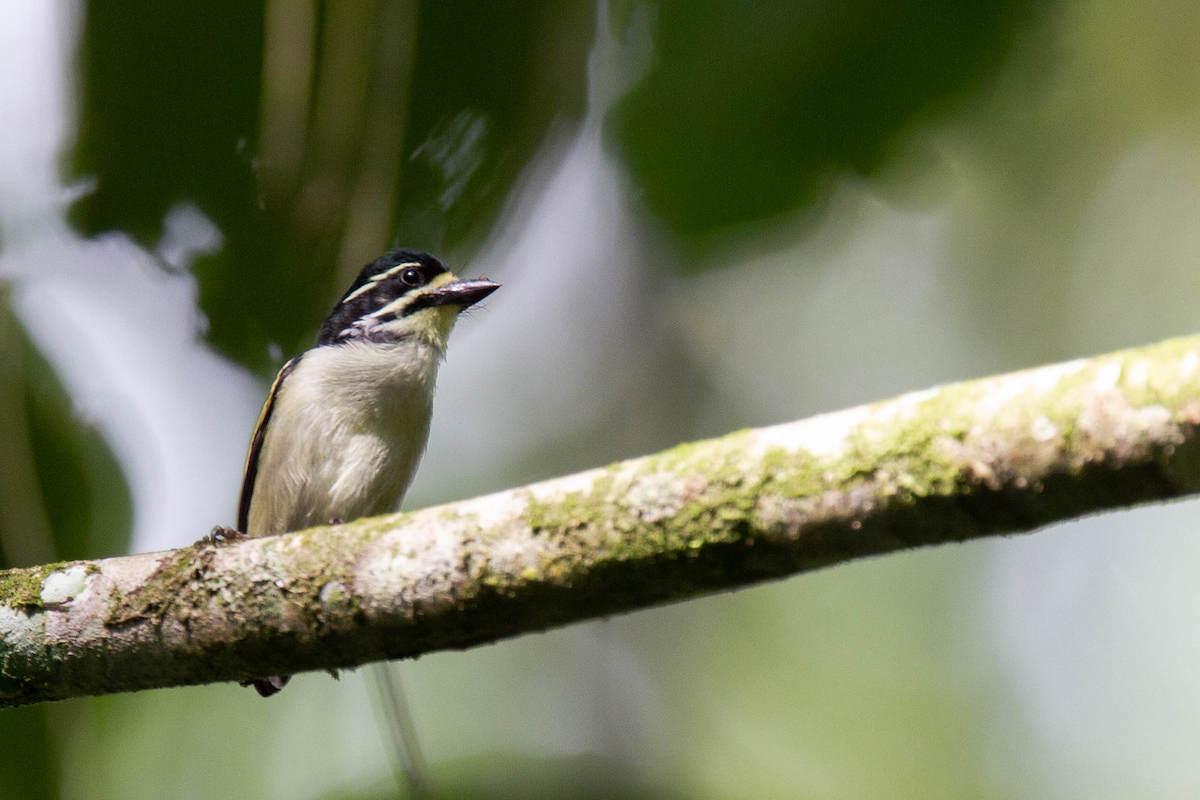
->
5;334;1200;707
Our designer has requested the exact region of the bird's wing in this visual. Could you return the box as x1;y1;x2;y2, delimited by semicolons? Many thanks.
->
237;355;302;534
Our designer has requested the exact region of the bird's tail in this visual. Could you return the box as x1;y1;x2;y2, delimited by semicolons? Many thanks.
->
370;662;430;796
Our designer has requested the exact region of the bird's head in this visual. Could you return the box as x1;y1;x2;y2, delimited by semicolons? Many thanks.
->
317;249;500;349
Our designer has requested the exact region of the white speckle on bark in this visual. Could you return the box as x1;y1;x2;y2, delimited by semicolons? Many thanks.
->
1127;405;1178;445
529;468;604;502
39;565;89;605
755;406;870;458
458;490;528;529
357;517;463;614
879;387;939;421
1033;359;1086;391
319;581;350;613
1182;351;1198;377
1030;415;1059;443
0;604;44;651
625;472;685;523
488;532;542;578
1094;361;1122;391
1126;360;1150;389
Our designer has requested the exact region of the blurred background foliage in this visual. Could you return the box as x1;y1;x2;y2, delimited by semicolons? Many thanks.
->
607;0;1031;238
4;1;1200;798
72;0;594;370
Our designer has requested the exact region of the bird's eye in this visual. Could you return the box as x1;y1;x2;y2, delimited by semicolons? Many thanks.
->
400;268;422;287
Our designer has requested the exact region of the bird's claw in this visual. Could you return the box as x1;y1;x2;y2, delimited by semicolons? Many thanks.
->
205;526;247;545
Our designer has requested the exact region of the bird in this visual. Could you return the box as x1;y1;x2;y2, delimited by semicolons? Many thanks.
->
234;248;500;697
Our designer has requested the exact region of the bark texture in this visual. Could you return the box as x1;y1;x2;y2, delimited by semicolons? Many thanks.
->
4;334;1200;707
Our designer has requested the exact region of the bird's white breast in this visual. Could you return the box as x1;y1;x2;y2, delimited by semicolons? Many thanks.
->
247;339;442;537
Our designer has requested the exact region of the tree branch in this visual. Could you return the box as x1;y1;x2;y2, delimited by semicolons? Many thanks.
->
4;335;1200;707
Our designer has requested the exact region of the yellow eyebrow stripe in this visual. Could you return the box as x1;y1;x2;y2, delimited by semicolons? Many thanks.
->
340;261;421;305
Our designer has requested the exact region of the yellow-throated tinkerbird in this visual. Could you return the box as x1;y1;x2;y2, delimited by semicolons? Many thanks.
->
235;248;499;696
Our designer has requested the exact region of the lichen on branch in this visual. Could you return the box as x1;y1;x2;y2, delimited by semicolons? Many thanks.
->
4;334;1200;707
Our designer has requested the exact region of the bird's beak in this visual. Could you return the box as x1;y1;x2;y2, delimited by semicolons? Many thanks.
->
421;278;501;309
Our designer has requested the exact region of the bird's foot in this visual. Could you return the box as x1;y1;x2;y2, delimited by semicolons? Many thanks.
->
205;526;247;546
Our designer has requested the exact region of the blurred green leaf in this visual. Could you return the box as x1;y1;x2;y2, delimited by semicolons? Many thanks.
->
606;0;1034;247
70;1;265;248
392;1;593;257
69;0;277;367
